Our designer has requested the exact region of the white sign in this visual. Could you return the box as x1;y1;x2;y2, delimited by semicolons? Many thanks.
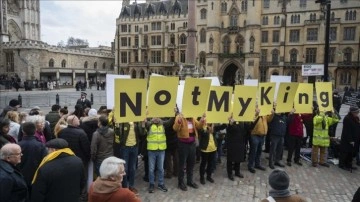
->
106;74;131;109
302;64;324;76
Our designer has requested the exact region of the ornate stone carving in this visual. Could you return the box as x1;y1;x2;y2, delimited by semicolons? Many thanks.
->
7;0;19;15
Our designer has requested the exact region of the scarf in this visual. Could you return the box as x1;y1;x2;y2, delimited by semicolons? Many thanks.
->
269;189;291;198
32;148;75;184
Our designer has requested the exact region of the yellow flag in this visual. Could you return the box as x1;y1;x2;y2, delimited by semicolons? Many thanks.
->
206;86;232;123
147;76;179;118
114;79;147;123
276;83;299;113
258;82;275;116
182;78;211;118
315;82;333;112
294;83;313;113
233;85;257;122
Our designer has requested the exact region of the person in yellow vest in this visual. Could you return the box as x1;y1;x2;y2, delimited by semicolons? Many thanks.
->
145;117;168;193
312;110;340;167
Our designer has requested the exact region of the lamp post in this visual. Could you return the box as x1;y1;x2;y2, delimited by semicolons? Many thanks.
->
316;0;331;82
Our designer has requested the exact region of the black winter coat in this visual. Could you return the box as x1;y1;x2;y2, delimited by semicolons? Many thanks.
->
0;160;28;202
164;117;178;149
340;114;360;153
269;114;287;136
31;153;85;202
226;122;247;162
45;111;61;137
18;136;47;188
79;116;99;142
76;98;91;109
58;125;91;164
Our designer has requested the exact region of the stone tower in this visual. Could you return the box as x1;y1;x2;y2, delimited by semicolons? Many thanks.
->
0;0;41;42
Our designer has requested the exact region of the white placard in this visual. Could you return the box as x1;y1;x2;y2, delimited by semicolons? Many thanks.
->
176;84;185;112
106;74;131;109
302;64;324;76
270;75;292;100
244;79;258;86
202;77;221;86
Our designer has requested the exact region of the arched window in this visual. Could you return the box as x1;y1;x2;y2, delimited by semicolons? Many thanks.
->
170;34;175;44
49;59;54;67
230;8;238;26
340;71;351;84
110;63;114;70
200;28;206;43
102;62;106;69
343;47;353;64
144;35;148;46
271;49;279;64
290;49;298;64
131;69;136;78
199;51;206;66
241;0;247;12
61;60;66;68
180;34;187;44
200;9;207;19
223;36;230;54
94;62;97;69
262;16;268;25
287;71;298;82
169;51;175;62
180;50;186;63
84;61;88;69
235;35;244;53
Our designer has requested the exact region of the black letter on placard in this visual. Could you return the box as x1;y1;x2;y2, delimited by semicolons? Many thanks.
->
283;86;291;103
238;97;252;116
192;86;201;105
120;92;142;116
319;92;329;108
207;91;229;111
298;93;309;104
261;86;272;105
154;90;171;105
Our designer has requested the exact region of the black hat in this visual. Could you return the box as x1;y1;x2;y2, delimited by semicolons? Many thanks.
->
268;169;290;190
81;92;87;96
9;99;20;107
45;138;69;149
350;106;359;113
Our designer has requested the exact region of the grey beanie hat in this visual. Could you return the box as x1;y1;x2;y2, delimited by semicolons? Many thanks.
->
268;169;290;190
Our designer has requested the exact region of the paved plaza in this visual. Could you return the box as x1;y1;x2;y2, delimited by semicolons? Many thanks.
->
1;88;360;201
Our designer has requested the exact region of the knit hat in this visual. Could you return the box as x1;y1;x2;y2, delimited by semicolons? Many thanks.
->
88;108;97;117
9;99;20;107
268;169;290;190
350;106;359;113
45;138;69;149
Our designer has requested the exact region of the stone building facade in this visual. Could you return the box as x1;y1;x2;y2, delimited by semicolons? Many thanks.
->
115;0;360;89
0;0;115;86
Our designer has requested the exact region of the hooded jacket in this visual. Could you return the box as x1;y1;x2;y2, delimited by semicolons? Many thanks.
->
88;177;140;202
91;126;114;163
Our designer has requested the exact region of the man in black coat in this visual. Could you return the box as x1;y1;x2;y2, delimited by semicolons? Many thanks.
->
31;138;85;202
0;143;28;202
226;117;247;180
339;106;360;171
76;92;92;109
57;115;90;202
18;122;47;195
45;104;61;138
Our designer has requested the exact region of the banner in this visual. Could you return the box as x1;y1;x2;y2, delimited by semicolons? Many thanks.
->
182;77;211;117
315;82;333;112
294;83;313;114
206;86;233;123
114;79;147;123
147;76;179;117
258;82;275;116
276;83;299;113
232;85;257;122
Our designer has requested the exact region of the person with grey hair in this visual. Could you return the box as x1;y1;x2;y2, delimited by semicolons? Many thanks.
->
25;115;47;144
0;143;28;202
88;156;140;202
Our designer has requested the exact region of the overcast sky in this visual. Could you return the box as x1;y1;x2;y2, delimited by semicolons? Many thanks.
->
40;1;126;47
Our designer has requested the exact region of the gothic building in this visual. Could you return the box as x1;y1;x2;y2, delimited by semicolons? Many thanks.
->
0;0;115;86
115;0;360;89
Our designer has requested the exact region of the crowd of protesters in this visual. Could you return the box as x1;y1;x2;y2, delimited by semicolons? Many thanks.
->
0;89;360;202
